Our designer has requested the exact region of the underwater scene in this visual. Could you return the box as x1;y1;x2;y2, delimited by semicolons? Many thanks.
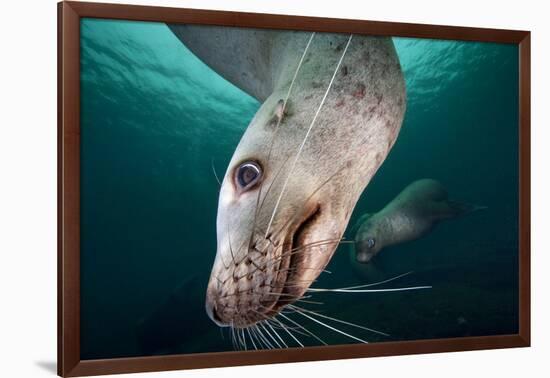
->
80;18;519;359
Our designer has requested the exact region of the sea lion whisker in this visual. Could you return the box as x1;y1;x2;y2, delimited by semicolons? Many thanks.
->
268;161;351;243
226;239;340;282
272;322;310;338
284;237;345;252
232;323;241;350
265;280;319;291
255;323;276;349
249;172;267;254
247;325;263;349
218;248;231;270
246;327;258;350
294;298;324;305
228;227;262;268
243;328;249;350
236;328;244;350
216;230;249;276
250;307;288;327
249;325;263;350
260;33;316;173
264;34;353;239
287;304;389;337
260;321;284;348
248;325;265;349
278;313;327;345
272;278;318;285
249;306;316;340
272;315;305;347
227;223;238;266
307;285;432;293
250;160;348;273
219;290;309;299
236;326;243;351
260;239;341;268
260;237;343;267
260;294;319;304
263;239;347;270
248;33;315;251
250;324;265;348
230;323;237;350
211;157;221;186
238;328;247;350
255;154;292;218
265;319;288;348
275;266;331;274
272;241;338;259
273;243;339;263
257;324;275;350
251;240;341;275
311;271;414;291
269;297;323;306
265;317;308;335
290;306;369;344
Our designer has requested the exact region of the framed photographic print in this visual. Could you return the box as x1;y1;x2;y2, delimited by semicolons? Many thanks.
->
58;1;530;376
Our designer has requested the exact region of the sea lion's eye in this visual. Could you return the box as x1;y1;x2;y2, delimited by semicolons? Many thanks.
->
235;162;262;191
366;238;375;248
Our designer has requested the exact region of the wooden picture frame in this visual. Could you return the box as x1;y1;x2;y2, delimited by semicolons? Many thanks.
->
58;1;530;376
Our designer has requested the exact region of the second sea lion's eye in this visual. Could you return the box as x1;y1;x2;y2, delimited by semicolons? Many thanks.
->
366;238;375;248
235;161;262;191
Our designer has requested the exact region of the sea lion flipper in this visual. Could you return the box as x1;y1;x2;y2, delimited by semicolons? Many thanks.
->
168;24;280;101
446;200;488;217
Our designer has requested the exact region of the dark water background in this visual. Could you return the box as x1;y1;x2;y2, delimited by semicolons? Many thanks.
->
80;18;519;359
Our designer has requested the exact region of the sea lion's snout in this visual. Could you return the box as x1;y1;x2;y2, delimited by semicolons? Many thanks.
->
204;196;331;328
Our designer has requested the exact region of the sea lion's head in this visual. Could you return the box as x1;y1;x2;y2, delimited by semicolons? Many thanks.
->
354;215;384;264
204;92;357;328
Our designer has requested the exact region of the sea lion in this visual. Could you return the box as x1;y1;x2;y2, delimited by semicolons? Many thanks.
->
169;25;406;328
352;179;486;264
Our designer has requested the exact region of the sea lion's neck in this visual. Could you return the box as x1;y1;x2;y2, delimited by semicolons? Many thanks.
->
370;213;393;247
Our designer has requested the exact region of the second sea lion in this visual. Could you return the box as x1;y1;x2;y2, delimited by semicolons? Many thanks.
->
353;179;486;264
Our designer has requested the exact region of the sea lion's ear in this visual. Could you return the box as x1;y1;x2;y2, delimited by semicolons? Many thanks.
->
275;99;286;119
168;24;281;102
266;99;289;128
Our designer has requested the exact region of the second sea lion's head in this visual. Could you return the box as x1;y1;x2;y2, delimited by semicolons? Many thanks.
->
354;215;384;264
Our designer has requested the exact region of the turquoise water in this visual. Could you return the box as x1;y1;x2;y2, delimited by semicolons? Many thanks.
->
80;18;519;359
